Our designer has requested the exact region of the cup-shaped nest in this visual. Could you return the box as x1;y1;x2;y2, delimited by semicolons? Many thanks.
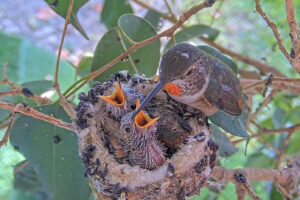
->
74;71;218;199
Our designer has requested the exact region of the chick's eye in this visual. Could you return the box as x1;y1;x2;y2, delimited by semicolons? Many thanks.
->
125;127;131;132
186;69;193;76
130;104;136;110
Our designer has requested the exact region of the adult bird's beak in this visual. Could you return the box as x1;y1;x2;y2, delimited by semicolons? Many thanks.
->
131;80;166;120
134;99;159;129
99;80;125;108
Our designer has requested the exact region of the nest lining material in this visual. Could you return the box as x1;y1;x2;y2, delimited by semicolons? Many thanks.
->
74;71;219;199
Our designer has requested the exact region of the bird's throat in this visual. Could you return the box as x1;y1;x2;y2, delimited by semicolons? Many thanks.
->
164;83;183;97
100;81;125;107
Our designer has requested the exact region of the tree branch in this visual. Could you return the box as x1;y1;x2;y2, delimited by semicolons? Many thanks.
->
234;171;261;200
133;0;287;78
0;62;17;89
200;37;285;77
65;0;216;98
14;161;29;174
0;110;16;147
0;62;52;105
275;131;293;169
254;0;291;63
241;77;300;95
285;0;300;73
0;101;72;131
211;154;300;195
247;90;278;123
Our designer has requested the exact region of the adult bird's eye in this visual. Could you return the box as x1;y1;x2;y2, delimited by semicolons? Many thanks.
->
125;127;131;132
130;104;136;110
186;69;193;76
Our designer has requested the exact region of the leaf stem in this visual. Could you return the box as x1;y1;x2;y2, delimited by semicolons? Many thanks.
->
117;28;139;73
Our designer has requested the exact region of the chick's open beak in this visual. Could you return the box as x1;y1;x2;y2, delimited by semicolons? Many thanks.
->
134;99;159;129
99;81;125;108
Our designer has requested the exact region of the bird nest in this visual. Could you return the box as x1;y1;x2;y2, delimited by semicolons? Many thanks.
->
74;71;219;199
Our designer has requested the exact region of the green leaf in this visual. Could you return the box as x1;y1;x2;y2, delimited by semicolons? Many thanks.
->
198;45;238;74
270;184;284;200
91;28;132;82
77;56;93;78
10;103;90;200
92;15;160;82
165;24;219;50
118;14;161;74
0;81;53;121
211;124;238;157
287;130;300;154
144;10;162;30
6;189;43;200
0;32;75;90
0;131;25;199
272;107;286;129
21;81;53;95
14;161;49;200
0;109;11;122
101;0;133;29
44;0;89;39
209;110;250;139
0;81;53;123
245;152;275;168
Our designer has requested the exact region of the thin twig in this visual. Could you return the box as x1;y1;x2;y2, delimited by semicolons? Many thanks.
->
14;161;29;174
200;37;285;77
248;90;278;124
131;0;176;23
132;0;286;77
0;101;72;131
0;111;16;147
275;131;293;169
0;89;52;104
254;0;291;62
0;62;18;89
163;0;177;21
252;123;300;138
209;0;224;26
65;0;215;98
241;78;300;95
54;0;74;88
232;130;293;162
276;184;294;199
0;63;52;104
53;0;76;120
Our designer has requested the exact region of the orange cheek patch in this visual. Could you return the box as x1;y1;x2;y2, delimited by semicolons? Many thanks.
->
164;83;183;97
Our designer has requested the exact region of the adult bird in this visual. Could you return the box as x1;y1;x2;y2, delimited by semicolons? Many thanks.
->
131;43;248;119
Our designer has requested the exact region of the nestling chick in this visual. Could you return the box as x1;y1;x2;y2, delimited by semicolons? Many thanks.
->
100;80;144;121
120;100;165;170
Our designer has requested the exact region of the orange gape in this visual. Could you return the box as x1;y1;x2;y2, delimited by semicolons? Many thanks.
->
164;83;183;97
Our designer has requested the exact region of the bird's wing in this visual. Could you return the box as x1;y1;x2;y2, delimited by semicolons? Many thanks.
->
204;68;242;116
